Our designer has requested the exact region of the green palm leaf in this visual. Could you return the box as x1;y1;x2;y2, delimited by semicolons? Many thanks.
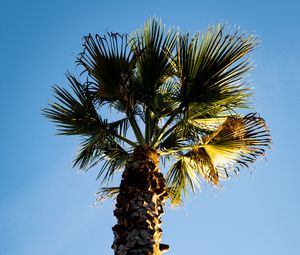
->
159;119;202;152
175;24;255;115
73;133;103;169
166;156;200;204
154;80;181;117
43;74;131;140
131;17;177;107
74;135;129;183
95;138;129;183
43;74;133;180
77;32;138;111
43;74;101;136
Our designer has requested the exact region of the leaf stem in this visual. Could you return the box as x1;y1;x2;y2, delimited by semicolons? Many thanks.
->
114;133;136;147
145;107;151;144
159;144;205;156
127;111;145;145
150;104;183;148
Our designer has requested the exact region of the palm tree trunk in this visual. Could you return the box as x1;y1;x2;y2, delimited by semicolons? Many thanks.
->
112;145;169;255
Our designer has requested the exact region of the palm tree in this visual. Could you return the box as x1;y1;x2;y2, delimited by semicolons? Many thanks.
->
43;18;271;255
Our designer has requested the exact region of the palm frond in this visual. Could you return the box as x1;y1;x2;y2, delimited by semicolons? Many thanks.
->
73;133;103;170
43;74;102;136
166;156;200;204
186;147;223;185
131;17;177;107
97;140;129;183
159;111;226;153
187;116;228;132
154;80;181;117
43;74;133;174
188;113;271;182
201;113;271;174
109;117;130;138
187;113;271;181
175;24;256;114
72;124;130;173
96;187;120;204
159;119;202;151
77;32;138;111
159;115;229;155
74;134;129;183
166;113;271;203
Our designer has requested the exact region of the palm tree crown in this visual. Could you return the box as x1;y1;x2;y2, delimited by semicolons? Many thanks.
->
44;18;271;204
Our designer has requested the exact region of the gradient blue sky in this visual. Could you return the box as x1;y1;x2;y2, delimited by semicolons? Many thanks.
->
1;0;300;254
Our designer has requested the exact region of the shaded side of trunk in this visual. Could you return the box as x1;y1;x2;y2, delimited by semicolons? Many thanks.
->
112;146;169;255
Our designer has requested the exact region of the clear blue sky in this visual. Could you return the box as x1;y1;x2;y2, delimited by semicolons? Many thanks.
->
1;0;299;254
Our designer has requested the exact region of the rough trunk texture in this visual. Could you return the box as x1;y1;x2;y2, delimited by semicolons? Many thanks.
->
112;146;169;255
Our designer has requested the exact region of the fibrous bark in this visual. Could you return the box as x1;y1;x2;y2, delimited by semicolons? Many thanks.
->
112;146;169;255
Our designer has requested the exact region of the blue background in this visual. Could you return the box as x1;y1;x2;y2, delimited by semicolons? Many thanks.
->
1;0;299;254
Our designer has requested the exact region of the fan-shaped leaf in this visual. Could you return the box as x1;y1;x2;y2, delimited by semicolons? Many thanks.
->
77;32;138;111
43;74;102;136
201;113;271;174
166;113;271;203
131;18;177;107
166;156;200;204
175;24;255;114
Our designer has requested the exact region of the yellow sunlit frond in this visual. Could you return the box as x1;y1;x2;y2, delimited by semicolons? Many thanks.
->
200;113;271;179
188;117;228;131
